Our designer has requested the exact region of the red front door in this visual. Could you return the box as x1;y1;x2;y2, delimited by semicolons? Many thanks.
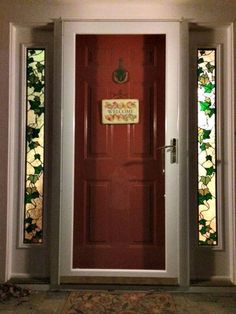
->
73;35;165;269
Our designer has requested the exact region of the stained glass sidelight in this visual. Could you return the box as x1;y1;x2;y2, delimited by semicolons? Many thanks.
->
197;49;217;246
24;48;45;243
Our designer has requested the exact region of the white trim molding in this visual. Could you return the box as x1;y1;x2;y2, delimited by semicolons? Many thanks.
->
7;23;53;282
6;23;17;281
189;23;236;284
228;22;236;285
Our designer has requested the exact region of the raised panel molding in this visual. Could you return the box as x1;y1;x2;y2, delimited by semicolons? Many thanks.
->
86;181;110;244
128;180;155;244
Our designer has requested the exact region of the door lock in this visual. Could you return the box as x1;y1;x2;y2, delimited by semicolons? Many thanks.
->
156;138;177;164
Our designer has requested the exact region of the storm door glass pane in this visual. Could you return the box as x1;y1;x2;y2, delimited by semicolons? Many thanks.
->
197;49;217;246
24;48;45;243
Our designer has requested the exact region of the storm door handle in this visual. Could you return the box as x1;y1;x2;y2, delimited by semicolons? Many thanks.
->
156;138;177;164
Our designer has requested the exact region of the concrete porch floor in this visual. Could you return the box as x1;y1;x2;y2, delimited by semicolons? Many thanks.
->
0;289;236;313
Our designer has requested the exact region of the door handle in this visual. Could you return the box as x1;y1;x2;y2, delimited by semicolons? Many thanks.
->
156;138;177;164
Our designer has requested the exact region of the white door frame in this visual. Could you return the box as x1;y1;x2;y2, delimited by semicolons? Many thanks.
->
54;19;189;285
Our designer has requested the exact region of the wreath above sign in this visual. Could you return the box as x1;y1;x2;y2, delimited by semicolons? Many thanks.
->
112;58;129;84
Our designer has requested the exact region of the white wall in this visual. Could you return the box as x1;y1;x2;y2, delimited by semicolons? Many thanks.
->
1;0;236;282
1;0;236;23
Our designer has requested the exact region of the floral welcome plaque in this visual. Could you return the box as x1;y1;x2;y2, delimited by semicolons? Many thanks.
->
102;99;139;124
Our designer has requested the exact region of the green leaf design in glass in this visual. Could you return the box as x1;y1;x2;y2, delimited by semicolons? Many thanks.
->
197;49;217;246
24;48;45;244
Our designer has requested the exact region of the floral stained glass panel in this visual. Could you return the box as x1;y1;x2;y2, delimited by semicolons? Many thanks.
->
197;49;217;246
24;48;45;243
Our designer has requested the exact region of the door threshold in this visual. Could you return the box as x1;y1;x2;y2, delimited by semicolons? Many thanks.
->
57;283;236;294
190;279;234;287
60;276;178;285
9;277;50;285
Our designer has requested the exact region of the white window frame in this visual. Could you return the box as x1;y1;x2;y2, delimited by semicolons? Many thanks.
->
196;44;223;250
55;19;189;285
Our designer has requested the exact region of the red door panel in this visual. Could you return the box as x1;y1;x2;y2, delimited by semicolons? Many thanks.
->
73;35;165;269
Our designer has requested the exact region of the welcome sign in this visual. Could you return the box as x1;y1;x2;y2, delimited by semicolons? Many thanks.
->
102;99;139;124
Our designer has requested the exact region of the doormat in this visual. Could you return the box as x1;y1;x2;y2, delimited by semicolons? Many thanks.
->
62;290;177;314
